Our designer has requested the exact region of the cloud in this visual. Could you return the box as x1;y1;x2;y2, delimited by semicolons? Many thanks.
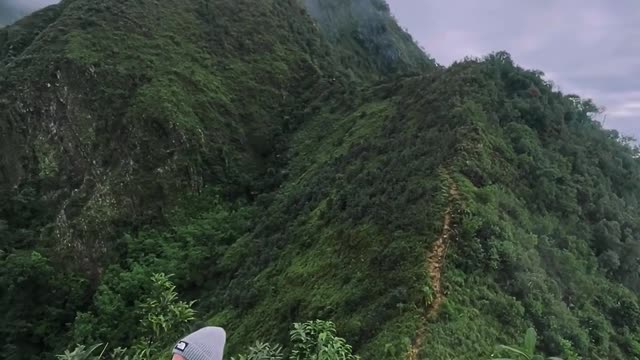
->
610;103;640;119
607;94;640;119
0;0;59;25
387;0;640;140
6;0;58;11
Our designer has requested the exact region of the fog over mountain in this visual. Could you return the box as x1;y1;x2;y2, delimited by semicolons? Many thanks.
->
0;0;59;26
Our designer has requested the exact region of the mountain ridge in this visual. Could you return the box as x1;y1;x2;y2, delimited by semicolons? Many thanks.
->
1;1;640;360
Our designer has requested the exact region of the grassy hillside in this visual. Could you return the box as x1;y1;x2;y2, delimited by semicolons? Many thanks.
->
0;0;335;272
415;53;640;359
1;1;640;360
0;0;332;357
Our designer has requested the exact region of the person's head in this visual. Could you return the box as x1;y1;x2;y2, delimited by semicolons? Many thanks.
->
171;327;226;360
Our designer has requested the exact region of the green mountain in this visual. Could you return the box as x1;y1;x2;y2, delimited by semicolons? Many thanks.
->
302;0;436;77
1;1;640;360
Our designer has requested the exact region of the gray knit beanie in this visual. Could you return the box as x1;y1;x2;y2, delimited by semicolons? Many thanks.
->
172;326;226;360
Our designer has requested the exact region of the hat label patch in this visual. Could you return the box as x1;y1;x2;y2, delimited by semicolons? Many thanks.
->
175;341;189;351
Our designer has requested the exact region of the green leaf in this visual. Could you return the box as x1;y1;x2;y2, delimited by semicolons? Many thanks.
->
497;345;531;360
523;328;537;356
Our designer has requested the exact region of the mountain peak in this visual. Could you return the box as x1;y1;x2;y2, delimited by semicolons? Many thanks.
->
303;0;437;77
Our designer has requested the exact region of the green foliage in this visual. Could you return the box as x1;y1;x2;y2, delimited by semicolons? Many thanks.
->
91;271;193;355
494;328;563;360
2;1;640;360
61;273;196;360
56;344;108;360
290;320;359;360
232;342;285;360
0;250;89;360
60;274;356;360
130;273;197;357
65;320;358;360
233;320;358;360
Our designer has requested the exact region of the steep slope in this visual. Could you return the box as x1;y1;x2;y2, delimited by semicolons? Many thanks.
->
0;5;63;61
418;54;640;359
0;0;441;358
302;0;437;78
0;0;335;357
64;69;465;358
0;0;333;271
204;73;464;357
2;1;640;360
91;55;640;360
408;176;459;360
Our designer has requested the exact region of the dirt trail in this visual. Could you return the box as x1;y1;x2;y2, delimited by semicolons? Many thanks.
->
407;177;459;360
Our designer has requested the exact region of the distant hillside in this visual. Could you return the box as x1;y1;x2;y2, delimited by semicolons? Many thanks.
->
0;2;23;26
0;1;55;27
1;1;639;360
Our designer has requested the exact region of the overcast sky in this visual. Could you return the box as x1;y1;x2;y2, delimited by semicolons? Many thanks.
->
387;0;640;140
2;0;639;140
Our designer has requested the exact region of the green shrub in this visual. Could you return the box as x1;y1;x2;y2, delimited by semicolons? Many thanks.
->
60;273;195;360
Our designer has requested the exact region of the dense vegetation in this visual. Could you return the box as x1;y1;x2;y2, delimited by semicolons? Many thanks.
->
56;274;359;360
302;0;437;78
1;0;639;359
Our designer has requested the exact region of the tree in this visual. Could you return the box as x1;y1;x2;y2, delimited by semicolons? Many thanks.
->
289;320;359;360
130;273;196;358
232;320;359;360
0;251;88;359
59;273;195;360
